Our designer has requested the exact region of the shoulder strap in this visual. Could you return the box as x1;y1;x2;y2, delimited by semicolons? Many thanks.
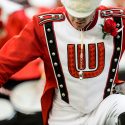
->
100;8;125;18
38;13;65;25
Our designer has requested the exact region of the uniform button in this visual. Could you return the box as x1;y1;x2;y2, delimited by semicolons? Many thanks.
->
57;74;61;78
52;52;55;56
49;40;53;44
47;28;51;32
54;62;58;66
112;69;115;72
62;93;65;97
59;84;63;88
117;23;120;27
107;88;111;92
116;35;120;39
117;47;120;51
110;79;113;82
114;58;118;62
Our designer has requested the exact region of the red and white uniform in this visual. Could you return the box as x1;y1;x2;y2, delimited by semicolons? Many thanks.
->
0;7;125;125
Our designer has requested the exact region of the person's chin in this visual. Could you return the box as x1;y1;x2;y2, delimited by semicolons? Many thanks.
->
75;24;86;30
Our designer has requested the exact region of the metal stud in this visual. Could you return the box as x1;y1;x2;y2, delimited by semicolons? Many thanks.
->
117;47;120;51
54;62;58;66
107;88;111;92
117;23;120;27
62;93;65;97
57;74;61;78
110;79;113;82
47;28;51;32
59;84;63;88
52;52;56;56
112;69;115;72
114;58;118;62
49;40;53;44
116;35;120;39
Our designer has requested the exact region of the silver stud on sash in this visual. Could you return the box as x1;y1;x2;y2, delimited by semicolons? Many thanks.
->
47;28;51;32
110;79;113;82
112;69;115;72
107;88;111;92
49;40;53;44
117;47;120;51
54;62;58;66
62;93;65;97
60;84;63;88
57;74;61;78
52;52;56;56
116;35;120;39
114;58;118;62
117;23;120;27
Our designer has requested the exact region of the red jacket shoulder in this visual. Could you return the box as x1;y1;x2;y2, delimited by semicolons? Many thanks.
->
33;7;65;26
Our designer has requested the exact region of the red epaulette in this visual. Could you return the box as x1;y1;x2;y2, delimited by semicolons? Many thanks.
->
100;8;125;18
38;13;65;25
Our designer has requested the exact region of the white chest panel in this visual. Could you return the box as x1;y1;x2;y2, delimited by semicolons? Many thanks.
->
52;13;115;113
52;13;115;114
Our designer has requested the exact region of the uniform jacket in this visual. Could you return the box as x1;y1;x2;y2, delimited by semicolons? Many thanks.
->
0;6;125;125
0;8;49;81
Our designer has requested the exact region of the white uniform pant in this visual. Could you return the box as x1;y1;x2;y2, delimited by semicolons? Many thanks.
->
48;94;125;125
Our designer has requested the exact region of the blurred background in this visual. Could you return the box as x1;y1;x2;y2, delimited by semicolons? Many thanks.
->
0;0;125;125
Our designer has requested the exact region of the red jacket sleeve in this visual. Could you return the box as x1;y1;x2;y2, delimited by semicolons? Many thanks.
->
5;10;30;39
0;20;42;85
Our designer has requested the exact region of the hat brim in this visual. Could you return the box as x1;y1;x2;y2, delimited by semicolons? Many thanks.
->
65;7;95;18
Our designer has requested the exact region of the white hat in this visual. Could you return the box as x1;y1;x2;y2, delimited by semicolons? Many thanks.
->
61;0;100;18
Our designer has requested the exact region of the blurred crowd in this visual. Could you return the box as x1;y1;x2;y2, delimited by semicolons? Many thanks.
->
0;0;125;125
